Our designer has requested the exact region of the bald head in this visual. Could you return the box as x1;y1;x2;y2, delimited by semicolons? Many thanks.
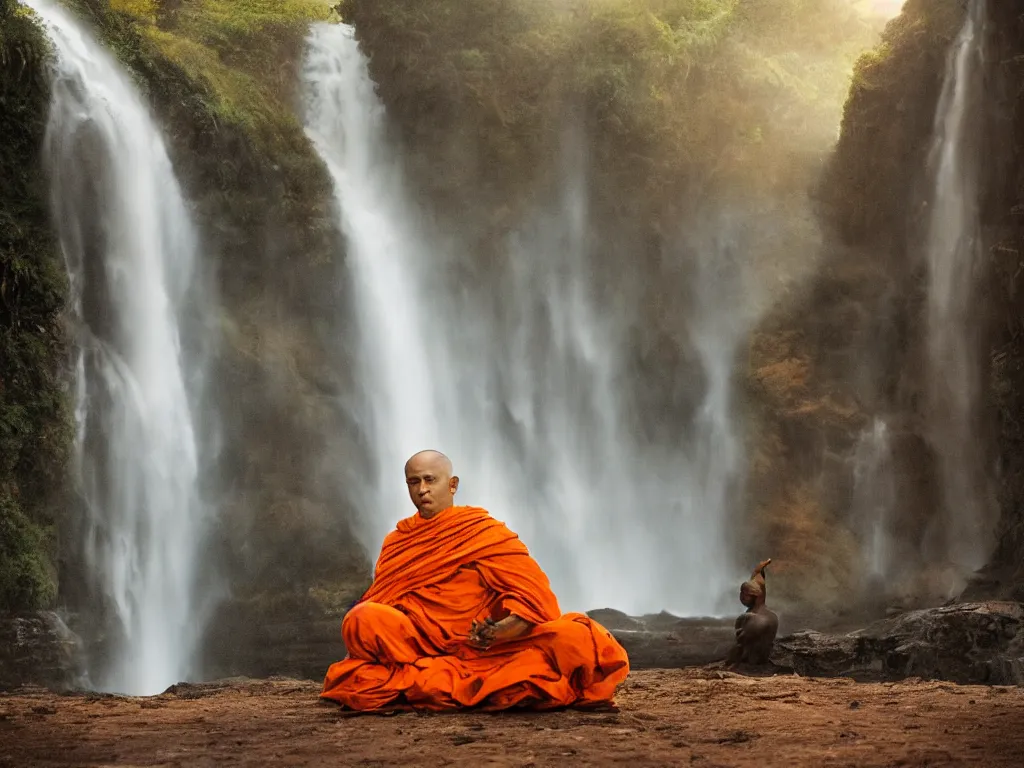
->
404;449;452;476
404;450;458;518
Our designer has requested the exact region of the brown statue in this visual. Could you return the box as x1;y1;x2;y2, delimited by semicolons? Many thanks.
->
724;558;778;666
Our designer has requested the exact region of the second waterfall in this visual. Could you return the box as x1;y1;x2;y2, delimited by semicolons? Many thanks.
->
27;0;219;695
921;0;996;580
302;23;744;615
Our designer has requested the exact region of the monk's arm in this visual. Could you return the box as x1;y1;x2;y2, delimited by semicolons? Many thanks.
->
468;613;534;648
492;613;533;641
475;551;561;628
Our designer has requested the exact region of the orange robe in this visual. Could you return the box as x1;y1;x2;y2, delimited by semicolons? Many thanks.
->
320;505;630;711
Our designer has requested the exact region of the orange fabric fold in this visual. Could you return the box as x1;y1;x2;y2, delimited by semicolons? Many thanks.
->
320;505;630;712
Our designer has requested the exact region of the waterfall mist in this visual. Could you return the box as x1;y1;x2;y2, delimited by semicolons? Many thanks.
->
850;419;895;586
921;0;996;584
27;0;220;695
301;22;771;616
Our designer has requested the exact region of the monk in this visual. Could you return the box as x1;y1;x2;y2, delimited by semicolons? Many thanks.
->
320;450;630;712
724;558;779;666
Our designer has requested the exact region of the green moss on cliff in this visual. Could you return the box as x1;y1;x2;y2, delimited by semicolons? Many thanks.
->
146;1;330;155
823;0;965;244
65;0;331;159
0;0;73;612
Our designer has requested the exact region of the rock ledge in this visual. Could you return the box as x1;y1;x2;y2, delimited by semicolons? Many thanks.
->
0;612;85;691
772;601;1024;685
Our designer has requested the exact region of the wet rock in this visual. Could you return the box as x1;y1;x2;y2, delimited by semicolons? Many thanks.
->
587;608;645;632
202;615;341;682
771;630;878;678
198;587;365;682
771;601;1024;685
0;612;86;691
585;611;736;669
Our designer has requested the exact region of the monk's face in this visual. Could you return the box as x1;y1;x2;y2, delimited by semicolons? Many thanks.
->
405;454;458;517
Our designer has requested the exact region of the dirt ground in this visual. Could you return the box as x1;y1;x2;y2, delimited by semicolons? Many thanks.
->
1;668;1022;767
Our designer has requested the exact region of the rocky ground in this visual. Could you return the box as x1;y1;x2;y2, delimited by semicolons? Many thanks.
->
2;670;1023;767
3;601;1023;765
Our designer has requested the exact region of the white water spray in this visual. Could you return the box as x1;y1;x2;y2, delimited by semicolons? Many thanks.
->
850;418;895;579
302;23;745;615
922;0;996;575
301;22;446;561
26;0;215;694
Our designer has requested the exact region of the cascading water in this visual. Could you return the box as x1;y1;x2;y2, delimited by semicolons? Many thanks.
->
301;22;447;564
302;22;743;615
921;0;996;579
26;0;216;695
850;418;895;581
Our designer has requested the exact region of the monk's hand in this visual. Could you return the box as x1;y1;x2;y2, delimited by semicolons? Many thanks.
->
468;616;533;649
468;618;497;649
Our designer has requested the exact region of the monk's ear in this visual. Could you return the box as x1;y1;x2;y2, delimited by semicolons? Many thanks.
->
449;475;459;494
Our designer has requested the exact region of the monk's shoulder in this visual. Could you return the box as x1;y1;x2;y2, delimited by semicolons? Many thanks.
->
452;505;515;532
393;511;425;535
454;508;531;555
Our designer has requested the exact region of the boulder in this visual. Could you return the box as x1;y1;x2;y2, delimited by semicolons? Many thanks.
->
0;612;86;691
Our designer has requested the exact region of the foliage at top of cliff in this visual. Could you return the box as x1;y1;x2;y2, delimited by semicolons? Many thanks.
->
339;0;885;210
69;0;333;155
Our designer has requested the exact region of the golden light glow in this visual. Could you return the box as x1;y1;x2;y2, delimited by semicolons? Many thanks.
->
857;0;907;20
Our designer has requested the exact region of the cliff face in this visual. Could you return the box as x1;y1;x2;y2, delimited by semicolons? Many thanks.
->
743;0;970;618
747;0;1024;619
977;0;1024;598
0;0;74;614
339;0;882;239
2;0;372;677
58;0;370;593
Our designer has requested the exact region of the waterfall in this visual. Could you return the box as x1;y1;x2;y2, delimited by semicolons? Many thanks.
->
300;22;447;567
850;419;895;581
26;0;216;695
921;0;995;577
302;23;741;615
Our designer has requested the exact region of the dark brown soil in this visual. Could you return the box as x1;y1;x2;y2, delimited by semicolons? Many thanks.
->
1;668;1022;766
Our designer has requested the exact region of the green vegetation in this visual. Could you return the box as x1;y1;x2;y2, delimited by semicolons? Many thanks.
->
64;0;331;162
0;0;73;612
132;0;331;154
340;0;884;214
824;0;966;243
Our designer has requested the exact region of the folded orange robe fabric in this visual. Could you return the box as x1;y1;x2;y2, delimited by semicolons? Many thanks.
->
320;505;630;711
